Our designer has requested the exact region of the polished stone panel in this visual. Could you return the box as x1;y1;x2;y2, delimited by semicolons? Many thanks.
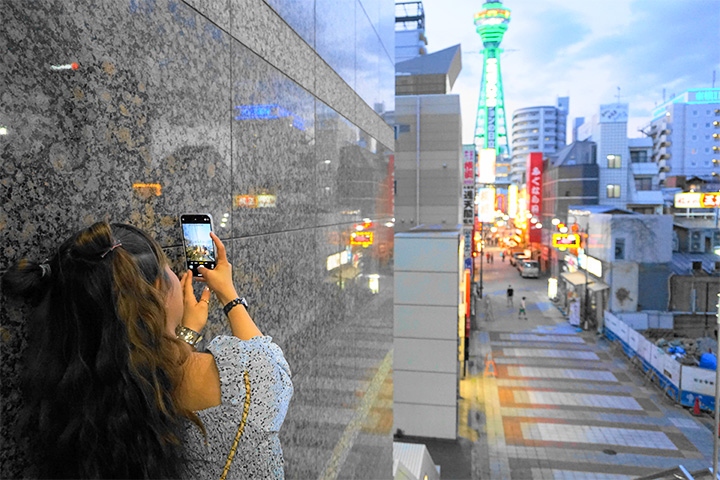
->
263;0;316;48
377;0;395;63
0;0;233;270
316;0;356;90
0;1;394;477
229;0;316;95
230;38;317;237
355;5;380;113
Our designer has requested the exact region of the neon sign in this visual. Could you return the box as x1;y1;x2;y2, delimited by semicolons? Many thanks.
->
132;183;161;196
552;233;579;248
350;232;373;246
234;194;277;208
674;192;720;208
234;104;305;131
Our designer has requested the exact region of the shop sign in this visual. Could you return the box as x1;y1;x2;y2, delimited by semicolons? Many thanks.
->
463;146;475;185
552;233;580;248
565;254;578;273
674;192;720;208
674;192;702;208
526;152;543;243
578;251;603;277
463;185;475;225
350;231;373;246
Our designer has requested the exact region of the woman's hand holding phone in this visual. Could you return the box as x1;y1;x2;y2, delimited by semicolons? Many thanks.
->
197;232;239;306
181;270;212;333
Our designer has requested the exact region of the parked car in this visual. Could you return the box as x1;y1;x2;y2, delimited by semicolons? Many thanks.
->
520;260;540;278
509;252;526;266
515;255;529;271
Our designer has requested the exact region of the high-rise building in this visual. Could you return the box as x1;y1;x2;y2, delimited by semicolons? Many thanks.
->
395;1;428;63
472;0;511;186
648;88;720;184
509;98;569;185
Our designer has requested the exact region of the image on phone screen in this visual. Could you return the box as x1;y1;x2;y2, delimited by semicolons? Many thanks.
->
182;221;215;273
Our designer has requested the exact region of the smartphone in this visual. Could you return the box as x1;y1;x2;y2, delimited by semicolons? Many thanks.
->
179;213;216;277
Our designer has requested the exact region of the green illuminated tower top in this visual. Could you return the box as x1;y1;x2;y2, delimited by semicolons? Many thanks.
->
473;1;511;184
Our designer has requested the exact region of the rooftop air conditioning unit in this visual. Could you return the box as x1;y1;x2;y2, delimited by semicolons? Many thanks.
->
689;231;704;253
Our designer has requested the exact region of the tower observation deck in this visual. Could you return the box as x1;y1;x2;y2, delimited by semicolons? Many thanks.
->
473;1;511;187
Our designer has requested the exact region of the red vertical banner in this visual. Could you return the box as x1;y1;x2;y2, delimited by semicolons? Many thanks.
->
527;152;543;243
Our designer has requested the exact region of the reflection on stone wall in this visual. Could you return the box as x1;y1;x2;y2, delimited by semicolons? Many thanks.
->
0;1;394;478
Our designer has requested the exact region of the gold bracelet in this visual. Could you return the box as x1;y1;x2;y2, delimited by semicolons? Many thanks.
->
175;325;203;346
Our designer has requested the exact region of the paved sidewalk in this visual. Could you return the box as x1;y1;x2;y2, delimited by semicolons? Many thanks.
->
458;248;718;479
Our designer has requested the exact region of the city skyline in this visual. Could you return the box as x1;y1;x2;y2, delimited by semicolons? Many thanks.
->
420;0;720;144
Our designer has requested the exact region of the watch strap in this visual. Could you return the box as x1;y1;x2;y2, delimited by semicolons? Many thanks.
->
223;297;248;316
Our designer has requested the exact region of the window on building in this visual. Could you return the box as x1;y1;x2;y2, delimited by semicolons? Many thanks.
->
693;110;698;115
607;154;621;168
635;177;652;191
607;185;621;198
615;238;625;260
630;151;649;163
692;135;697;140
693;123;698;128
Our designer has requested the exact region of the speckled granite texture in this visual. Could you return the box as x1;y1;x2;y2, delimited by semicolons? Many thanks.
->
0;1;394;478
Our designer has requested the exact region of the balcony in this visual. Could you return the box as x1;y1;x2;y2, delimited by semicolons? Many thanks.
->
630;189;664;205
658;159;670;172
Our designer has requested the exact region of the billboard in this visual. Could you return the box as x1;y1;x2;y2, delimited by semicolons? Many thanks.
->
477;187;496;223
526;152;543;243
508;184;518;218
478;148;496;184
674;192;720;208
463;145;476;185
552;233;580;248
599;103;629;123
463;186;475;226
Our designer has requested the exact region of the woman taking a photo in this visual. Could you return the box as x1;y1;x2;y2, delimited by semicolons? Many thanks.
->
3;221;293;479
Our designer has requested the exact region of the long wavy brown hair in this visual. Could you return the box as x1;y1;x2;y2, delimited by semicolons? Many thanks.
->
3;221;202;479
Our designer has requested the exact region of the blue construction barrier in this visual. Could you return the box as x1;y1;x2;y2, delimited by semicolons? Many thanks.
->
603;312;714;413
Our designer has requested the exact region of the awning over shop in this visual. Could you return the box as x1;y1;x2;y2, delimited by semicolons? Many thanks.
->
588;281;610;292
560;271;589;286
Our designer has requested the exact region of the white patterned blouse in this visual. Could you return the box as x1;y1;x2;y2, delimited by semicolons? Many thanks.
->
183;335;294;479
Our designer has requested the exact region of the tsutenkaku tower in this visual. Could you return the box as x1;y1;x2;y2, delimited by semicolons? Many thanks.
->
473;1;511;183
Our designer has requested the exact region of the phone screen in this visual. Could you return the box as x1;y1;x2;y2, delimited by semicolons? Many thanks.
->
180;214;216;276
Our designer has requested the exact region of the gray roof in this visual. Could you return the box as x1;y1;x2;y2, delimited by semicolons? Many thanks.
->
549;140;596;167
395;44;462;89
567;205;638;215
671;251;720;275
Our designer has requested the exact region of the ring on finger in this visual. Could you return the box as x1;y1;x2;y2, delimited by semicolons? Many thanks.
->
201;299;210;305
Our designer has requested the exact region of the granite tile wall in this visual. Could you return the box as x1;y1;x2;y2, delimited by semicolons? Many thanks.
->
0;1;394;478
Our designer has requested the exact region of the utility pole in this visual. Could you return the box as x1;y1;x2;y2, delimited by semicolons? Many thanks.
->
479;222;485;299
714;293;719;478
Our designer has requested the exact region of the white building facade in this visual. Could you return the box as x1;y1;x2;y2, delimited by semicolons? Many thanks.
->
577;103;663;213
649;88;720;184
509;97;569;186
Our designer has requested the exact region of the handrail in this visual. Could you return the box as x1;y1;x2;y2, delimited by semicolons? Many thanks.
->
634;466;719;479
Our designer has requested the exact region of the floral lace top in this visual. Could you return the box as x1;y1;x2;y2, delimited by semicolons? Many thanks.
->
183;335;293;479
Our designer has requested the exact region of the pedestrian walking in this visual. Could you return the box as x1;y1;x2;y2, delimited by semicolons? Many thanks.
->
501;251;505;262
506;284;514;307
490;253;494;263
2;222;293;479
519;296;528;320
486;252;490;263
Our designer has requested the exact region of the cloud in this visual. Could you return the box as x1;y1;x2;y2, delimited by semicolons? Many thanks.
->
421;0;720;143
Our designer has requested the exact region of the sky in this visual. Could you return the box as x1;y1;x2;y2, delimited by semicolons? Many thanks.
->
418;0;720;145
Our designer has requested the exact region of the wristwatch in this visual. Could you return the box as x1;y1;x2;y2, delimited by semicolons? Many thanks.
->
176;325;203;347
223;297;249;316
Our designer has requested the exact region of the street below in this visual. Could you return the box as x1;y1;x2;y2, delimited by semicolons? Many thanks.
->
459;246;719;479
